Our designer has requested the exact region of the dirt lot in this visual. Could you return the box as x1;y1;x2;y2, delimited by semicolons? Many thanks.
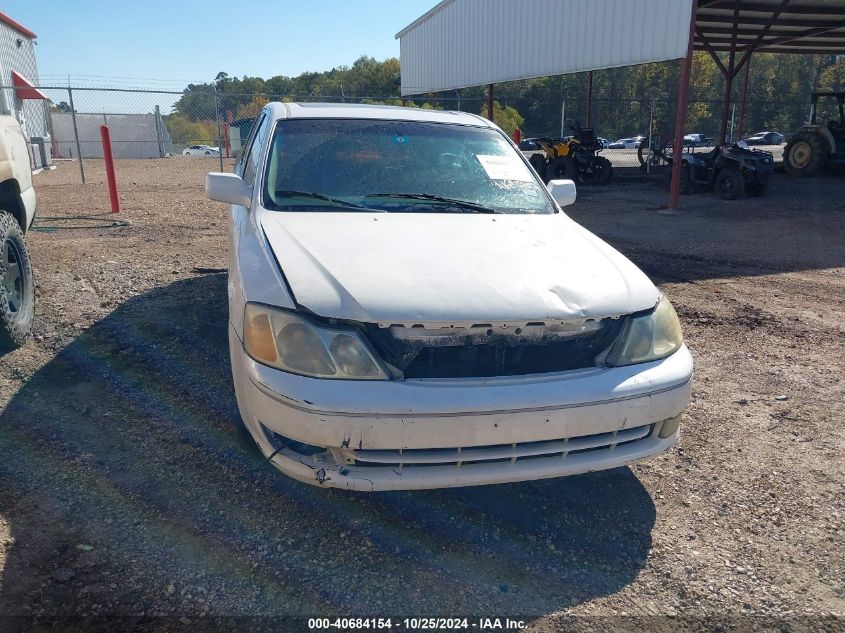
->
0;159;843;631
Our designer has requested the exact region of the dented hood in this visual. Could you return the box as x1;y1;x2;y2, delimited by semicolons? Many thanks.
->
260;211;659;325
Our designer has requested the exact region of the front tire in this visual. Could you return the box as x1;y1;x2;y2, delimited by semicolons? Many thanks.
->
550;157;577;181
715;168;745;200
784;132;828;177
0;212;34;351
592;156;613;184
528;153;548;183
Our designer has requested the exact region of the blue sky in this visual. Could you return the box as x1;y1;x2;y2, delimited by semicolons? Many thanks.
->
4;0;436;88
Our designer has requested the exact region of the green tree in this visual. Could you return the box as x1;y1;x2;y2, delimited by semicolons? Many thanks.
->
163;114;218;148
170;52;844;143
481;100;525;136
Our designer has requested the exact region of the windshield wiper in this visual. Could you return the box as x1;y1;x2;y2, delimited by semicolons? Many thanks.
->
365;193;499;214
274;190;375;210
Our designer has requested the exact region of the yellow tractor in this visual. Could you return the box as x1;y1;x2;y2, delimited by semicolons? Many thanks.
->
528;121;613;185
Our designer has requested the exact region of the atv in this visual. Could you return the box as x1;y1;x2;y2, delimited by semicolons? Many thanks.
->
528;120;613;185
668;143;774;200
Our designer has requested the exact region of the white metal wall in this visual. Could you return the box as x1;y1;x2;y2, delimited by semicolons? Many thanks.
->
397;0;694;95
0;21;47;138
50;113;174;159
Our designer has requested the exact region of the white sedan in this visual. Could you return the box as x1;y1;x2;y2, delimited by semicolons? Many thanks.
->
183;144;220;156
607;137;644;149
205;103;693;491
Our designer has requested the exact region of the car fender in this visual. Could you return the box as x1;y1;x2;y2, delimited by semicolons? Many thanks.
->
228;204;296;336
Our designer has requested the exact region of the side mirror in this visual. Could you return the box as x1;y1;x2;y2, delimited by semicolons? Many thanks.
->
206;172;253;207
547;179;577;207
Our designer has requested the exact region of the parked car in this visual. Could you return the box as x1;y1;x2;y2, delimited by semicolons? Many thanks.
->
744;131;784;146
0;115;36;350
597;137;611;149
608;137;644;149
683;133;714;147
183;144;220;156
205;103;693;491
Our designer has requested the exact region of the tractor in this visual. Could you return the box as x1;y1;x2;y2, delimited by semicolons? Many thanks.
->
527;120;613;185
784;91;845;177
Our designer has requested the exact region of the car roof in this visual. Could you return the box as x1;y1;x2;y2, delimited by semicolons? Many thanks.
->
265;102;493;128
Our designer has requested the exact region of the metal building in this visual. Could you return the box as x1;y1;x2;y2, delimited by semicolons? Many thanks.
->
0;12;48;141
49;112;174;159
395;0;694;96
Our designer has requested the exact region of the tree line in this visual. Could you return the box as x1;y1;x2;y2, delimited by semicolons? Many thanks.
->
166;52;844;145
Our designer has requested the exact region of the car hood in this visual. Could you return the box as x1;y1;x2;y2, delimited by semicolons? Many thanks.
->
260;211;659;326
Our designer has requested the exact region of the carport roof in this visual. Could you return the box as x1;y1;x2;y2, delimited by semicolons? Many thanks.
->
695;0;845;55
395;0;695;96
396;0;845;96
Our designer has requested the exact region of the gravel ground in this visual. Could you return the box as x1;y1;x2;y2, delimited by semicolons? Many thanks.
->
0;159;842;631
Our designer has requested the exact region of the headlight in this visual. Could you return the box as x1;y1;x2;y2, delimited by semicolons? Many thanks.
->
243;303;389;380
607;295;683;366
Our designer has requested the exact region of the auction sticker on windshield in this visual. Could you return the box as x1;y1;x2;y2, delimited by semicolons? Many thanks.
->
475;154;534;182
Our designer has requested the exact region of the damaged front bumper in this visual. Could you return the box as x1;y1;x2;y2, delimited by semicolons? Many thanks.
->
229;325;693;491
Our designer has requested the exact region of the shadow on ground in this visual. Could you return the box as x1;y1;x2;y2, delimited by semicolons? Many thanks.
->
569;173;845;283
0;274;655;624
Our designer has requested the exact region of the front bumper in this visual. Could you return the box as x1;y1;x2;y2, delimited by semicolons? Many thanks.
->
229;325;693;491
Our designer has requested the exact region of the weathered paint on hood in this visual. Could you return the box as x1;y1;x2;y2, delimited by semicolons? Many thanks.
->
260;211;659;326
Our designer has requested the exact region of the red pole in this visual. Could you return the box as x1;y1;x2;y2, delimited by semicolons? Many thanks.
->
737;55;751;140
512;128;521;144
669;0;698;210
99;125;120;213
719;73;735;144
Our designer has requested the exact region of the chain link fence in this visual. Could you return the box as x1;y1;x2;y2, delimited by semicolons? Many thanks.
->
19;85;793;199
20;86;489;194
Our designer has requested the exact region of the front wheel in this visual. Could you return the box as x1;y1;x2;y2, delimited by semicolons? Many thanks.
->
0;212;34;351
549;157;577;181
714;168;745;200
592;156;613;184
528;153;548;183
638;134;674;169
784;132;828;177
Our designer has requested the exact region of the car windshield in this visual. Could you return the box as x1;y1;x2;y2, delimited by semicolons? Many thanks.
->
263;118;555;214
